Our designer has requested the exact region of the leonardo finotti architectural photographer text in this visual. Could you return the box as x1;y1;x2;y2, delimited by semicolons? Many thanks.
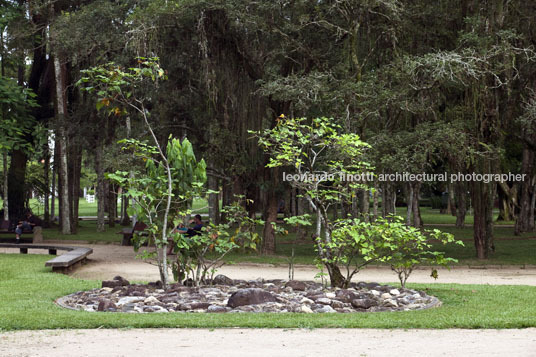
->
282;172;526;184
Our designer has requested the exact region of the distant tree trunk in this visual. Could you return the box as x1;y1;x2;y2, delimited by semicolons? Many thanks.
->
497;182;517;222
372;181;379;221
220;180;233;222
262;168;279;254
53;53;71;235
2;152;8;223
7;149;27;221
412;181;422;227
515;147;535;234
382;181;395;218
447;182;456;216
454;181;467;228
108;183;117;228
95;140;105;232
43;146;50;225
207;173;220;224
68;145;82;233
529;177;536;232
406;183;413;226
358;188;370;223
50;145;57;225
296;191;307;240
471;162;494;259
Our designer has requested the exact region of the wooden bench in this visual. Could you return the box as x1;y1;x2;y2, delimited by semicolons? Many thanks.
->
117;221;147;246
0;243;93;273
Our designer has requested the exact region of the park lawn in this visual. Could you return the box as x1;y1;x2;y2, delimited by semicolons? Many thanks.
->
0;254;535;330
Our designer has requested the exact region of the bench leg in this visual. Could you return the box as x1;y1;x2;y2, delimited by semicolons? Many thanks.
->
20;248;28;254
48;249;57;255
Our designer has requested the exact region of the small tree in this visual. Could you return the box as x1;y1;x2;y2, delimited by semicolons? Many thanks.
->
254;116;371;287
373;217;463;288
78;58;204;289
107;137;206;289
170;197;264;286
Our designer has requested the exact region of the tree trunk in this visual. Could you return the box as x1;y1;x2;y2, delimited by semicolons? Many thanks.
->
50;145;57;225
455;181;467;228
95;140;105;232
2;152;8;223
7;149;27;221
515;147;534;234
406;183;413;226
262;193;278;254
325;262;346;288
372;181;379;221
382;182;395;218
262;168;279;254
207;173;220;224
412;181;422;227
43;146;50;225
471;167;494;259
447;182;456;216
69;144;82;233
53;54;72;235
358;188;369;222
108;183;117;228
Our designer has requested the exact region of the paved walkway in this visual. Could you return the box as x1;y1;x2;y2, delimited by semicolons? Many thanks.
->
1;328;535;356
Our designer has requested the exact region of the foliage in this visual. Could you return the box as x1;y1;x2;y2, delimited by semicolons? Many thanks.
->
170;197;264;286
107;137;206;283
254;116;372;287
0;76;38;153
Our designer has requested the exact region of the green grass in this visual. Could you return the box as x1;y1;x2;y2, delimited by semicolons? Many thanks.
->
0;254;535;330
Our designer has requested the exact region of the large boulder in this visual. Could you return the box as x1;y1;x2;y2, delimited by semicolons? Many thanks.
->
227;288;277;308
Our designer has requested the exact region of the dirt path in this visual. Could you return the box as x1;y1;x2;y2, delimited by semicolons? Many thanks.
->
1;328;535;357
3;243;534;285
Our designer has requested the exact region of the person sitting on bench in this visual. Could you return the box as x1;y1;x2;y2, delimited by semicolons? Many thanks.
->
15;211;42;243
167;214;204;254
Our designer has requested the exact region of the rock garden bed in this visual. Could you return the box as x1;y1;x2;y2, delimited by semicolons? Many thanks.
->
56;275;441;313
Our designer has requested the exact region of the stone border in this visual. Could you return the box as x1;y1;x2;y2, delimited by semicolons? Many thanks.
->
54;278;443;314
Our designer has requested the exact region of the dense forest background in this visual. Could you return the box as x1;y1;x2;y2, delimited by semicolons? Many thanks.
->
1;0;536;260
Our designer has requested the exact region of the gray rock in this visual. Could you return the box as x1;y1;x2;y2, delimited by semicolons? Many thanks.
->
285;280;307;291
117;296;144;305
351;298;376;309
383;299;398;308
97;299;117;312
102;280;123;288
301;305;314;313
389;289;401;296
190;302;211;310
316;298;332;305
380;293;392;300
212;275;234;286
227;288;277;308
208;305;228;313
335;289;360;303
113;276;130;286
144;296;159;304
315;305;336;313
